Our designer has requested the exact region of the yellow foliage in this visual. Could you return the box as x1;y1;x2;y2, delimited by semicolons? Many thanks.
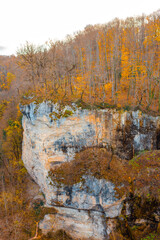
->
0;72;15;90
16;104;22;118
104;82;112;91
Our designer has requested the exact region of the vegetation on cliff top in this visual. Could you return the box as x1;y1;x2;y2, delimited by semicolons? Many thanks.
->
18;10;160;115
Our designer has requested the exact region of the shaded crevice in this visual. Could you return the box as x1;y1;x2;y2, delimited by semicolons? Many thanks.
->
156;132;160;149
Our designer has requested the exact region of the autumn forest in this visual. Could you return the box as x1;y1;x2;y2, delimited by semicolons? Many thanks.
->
0;10;160;240
17;11;160;112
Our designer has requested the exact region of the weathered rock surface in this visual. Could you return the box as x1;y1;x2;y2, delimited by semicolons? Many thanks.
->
20;102;160;239
39;207;107;240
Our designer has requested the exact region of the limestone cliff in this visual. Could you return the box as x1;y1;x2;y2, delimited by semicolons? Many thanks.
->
20;102;160;239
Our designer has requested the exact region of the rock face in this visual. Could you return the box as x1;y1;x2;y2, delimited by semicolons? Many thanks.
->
39;207;108;240
20;102;160;239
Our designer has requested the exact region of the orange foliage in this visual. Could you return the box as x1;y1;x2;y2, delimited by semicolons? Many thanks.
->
14;11;160;113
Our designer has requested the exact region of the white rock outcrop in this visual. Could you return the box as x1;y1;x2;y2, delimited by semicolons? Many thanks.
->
20;101;160;239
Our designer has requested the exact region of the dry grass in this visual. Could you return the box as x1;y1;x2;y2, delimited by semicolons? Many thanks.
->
50;148;130;197
50;148;160;200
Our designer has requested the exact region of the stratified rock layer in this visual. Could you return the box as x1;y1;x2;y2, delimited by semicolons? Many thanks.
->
20;102;160;239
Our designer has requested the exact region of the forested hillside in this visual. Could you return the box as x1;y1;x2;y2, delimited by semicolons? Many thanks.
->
1;11;160;113
16;10;160;112
0;10;159;240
